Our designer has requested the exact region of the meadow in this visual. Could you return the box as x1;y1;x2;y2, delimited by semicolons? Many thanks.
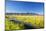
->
5;15;44;30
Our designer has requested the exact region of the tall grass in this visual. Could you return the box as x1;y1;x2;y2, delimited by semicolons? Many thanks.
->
5;15;44;30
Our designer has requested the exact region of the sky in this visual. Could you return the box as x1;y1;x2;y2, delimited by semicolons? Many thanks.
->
6;0;44;15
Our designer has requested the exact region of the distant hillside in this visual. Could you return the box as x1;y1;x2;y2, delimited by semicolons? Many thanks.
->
5;13;43;16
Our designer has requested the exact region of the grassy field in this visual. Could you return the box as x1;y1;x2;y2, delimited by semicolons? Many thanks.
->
5;15;44;30
5;18;24;30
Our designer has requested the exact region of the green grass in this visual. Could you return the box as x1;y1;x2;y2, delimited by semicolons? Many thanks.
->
5;15;44;30
15;15;44;27
5;18;24;30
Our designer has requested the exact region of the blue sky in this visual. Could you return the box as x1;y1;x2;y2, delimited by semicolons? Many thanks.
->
6;1;44;15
